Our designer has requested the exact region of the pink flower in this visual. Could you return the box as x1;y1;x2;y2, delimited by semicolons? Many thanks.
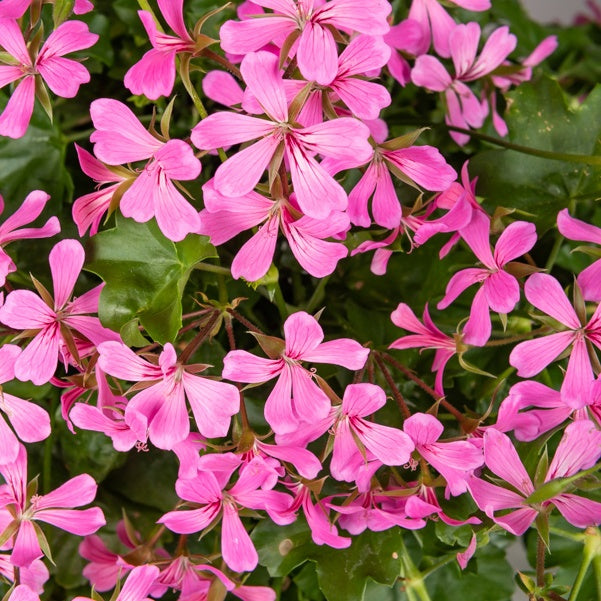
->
124;0;196;99
404;413;484;496
329;383;415;481
97;341;240;450
411;22;516;145
0;19;98;138
509;273;601;407
389;303;460;395
160;460;293;572
437;212;537;345
199;180;349;281
222;311;369;434
89;98;201;241
469;422;601;534
327;141;456;228
407;0;491;58
72;144;129;237
0;444;105;567
74;565;160;601
0;239;119;385
0;190;60;286
0;345;51;464
191;51;372;219
220;0;391;85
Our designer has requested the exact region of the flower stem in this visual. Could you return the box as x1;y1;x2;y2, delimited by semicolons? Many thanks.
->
374;352;411;419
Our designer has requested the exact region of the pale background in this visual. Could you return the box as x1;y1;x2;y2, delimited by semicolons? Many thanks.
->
520;0;589;23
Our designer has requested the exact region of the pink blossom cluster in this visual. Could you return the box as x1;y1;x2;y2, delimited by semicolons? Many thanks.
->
2;0;601;600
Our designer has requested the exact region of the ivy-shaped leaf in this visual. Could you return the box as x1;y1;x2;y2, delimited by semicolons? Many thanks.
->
252;520;403;601
471;78;601;232
86;215;216;344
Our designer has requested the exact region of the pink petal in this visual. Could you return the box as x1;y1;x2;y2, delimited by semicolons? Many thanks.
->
467;26;516;81
331;418;365;481
90;99;162;164
382;146;457;191
231;215;279;281
33;507;106;535
222;350;282;384
354;418;414;465
0;0;32;19
437;267;487;310
241;51;288;122
0;290;55;329
524;273;579;329
7;585;40;601
546;419;601;479
159;503;221;533
459;210;494;267
264;365;296;434
551;494;601;528
317;0;391;35
0;415;20;464
301;338;368;370
118;565;160;601
147;382;189;450
285;137;347;218
462;285;492;346
289;363;331;424
284;217;348;277
219;16;295;55
493;506;538;535
10;520;42;568
97;341;162;380
297;118;372;163
561;337;594;410
124;47;177;100
283;311;324;357
347;162;377;227
214;135;281;197
297;22;338;85
191;112;277;150
578;260;601;302
34;474;97;510
509;331;575;378
483;428;534;495
0;18;30;64
37;57;90;97
449;22;480;78
0;76;35;139
338;34;391;76
411;55;452;92
2;393;51;444
182;374;240;439
0;64;24;88
15;325;60;385
371;163;401;229
557;208;601;245
202;70;244;107
38;20;98;57
493;221;537;266
404;413;443;445
153;176;201;242
483;269;519;314
467;476;524;516
49;239;84;309
221;502;258;572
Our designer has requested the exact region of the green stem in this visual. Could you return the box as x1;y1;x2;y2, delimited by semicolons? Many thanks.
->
536;534;546;589
445;125;601;166
272;283;288;320
306;275;330;314
593;555;601;600
136;0;165;32
545;232;565;272
400;540;433;601
569;553;593;601
193;262;231;275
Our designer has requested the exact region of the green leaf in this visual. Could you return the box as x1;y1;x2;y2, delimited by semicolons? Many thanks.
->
86;215;216;344
252;520;404;601
0;92;72;207
470;78;601;232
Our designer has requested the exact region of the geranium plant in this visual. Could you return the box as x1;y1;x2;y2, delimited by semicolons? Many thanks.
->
1;0;601;600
